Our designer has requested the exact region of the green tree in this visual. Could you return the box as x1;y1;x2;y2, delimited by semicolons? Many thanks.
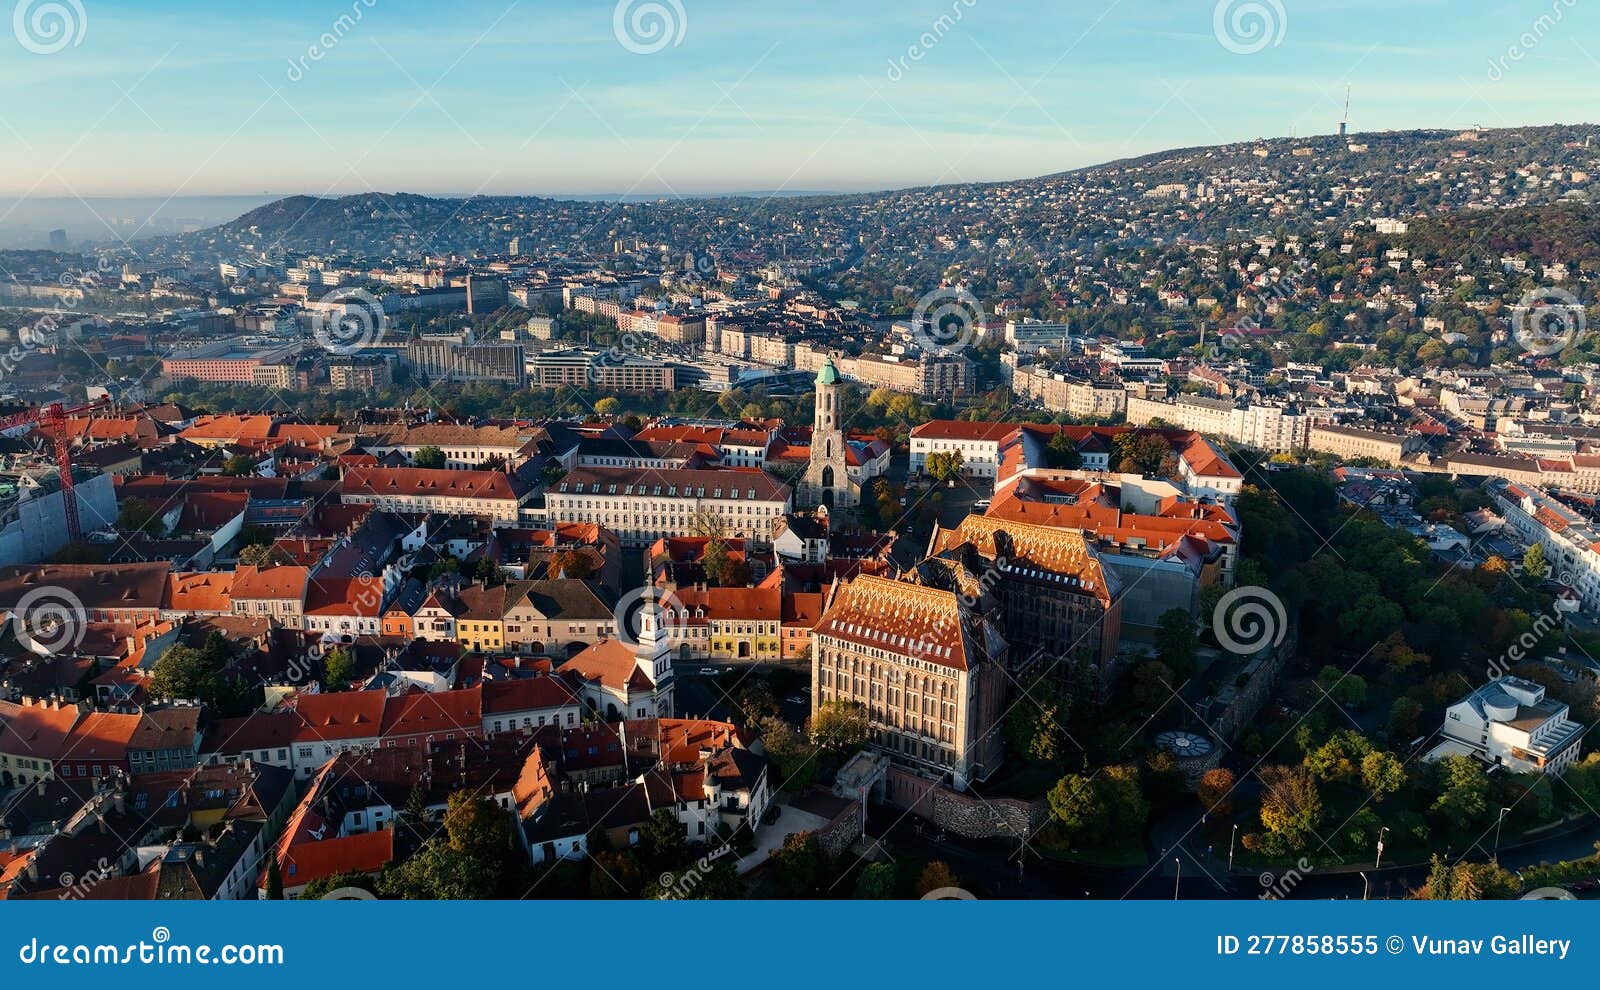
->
300;871;378;899
771;831;825;898
238;542;290;567
808;700;870;751
1048;773;1103;839
148;633;262;716
323;647;356;691
1360;750;1408;802
1154;608;1199;674
1004;677;1067;764
594;397;622;416
641;807;688;871
925;449;965;484
1522;542;1547;581
854;862;897;899
221;454;257;477
380;792;513;900
265;857;284;900
413;446;446;469
754;716;818;793
1431;755;1491;827
116;496;162;534
1421;855;1519;900
1316;665;1368;706
1044;431;1083;469
1303;729;1374;782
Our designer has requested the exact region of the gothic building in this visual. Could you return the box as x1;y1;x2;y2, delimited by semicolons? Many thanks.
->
800;356;855;510
810;574;1008;789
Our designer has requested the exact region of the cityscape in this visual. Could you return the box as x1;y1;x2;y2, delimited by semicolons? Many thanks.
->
1;0;1600;909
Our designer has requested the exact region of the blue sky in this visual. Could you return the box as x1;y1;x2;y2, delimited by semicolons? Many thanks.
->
1;0;1595;198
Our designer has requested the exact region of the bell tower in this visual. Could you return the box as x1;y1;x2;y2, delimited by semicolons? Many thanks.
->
802;356;853;511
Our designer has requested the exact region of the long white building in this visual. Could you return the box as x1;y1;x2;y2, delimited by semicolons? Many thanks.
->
544;466;792;548
1125;395;1313;453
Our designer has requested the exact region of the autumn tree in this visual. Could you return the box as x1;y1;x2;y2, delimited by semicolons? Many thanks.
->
1257;765;1323;848
916;861;960;897
1420;856;1519;900
1360;750;1407;802
1197;767;1237;819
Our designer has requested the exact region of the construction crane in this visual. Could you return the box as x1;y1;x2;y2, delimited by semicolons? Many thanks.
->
0;397;111;544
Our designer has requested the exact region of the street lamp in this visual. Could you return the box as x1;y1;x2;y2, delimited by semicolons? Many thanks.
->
1228;823;1239;871
1494;807;1512;863
1174;857;1182;900
1374;826;1390;870
1360;871;1369;901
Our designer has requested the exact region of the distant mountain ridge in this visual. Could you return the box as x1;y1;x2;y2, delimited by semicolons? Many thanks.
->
157;123;1597;262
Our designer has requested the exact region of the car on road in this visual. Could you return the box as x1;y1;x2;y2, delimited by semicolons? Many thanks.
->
785;695;806;705
698;667;718;675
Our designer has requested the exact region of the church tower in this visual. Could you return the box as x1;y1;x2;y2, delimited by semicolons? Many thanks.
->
801;356;854;510
634;600;675;717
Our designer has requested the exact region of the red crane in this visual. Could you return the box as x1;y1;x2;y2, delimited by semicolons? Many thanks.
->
0;397;111;544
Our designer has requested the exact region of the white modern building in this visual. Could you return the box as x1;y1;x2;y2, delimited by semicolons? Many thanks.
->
1426;676;1585;775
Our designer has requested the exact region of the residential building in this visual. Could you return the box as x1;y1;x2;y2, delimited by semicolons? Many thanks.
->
1425;676;1585;774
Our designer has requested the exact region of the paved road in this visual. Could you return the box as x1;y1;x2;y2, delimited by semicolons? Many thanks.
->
867;804;1600;900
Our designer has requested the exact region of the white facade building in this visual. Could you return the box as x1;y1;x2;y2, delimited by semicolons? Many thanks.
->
1426;676;1585;774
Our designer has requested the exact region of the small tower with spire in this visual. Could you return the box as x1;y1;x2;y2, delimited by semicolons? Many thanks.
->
801;356;854;512
635;598;675;717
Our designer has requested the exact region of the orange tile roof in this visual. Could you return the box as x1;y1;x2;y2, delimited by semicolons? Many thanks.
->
814;575;973;671
379;687;482;738
277;830;394;890
341;465;526;500
231;564;310;601
910;420;1019;442
164;571;234;613
287;692;385;742
559;639;653;691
